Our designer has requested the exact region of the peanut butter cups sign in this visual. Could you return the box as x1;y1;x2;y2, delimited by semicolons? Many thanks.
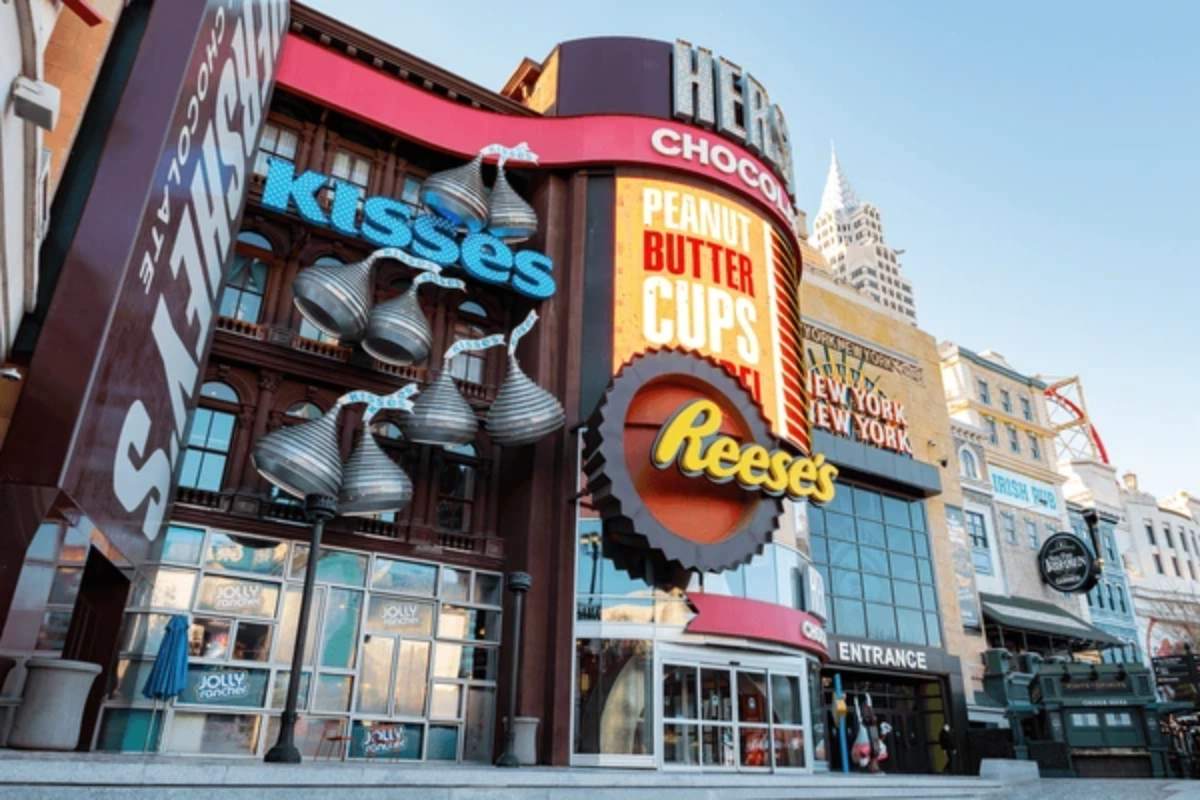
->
585;350;836;572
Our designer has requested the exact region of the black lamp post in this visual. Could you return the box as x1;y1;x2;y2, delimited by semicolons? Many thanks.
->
265;493;336;763
496;571;532;768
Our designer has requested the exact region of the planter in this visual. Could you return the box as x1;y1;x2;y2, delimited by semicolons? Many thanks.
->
510;716;539;766
8;658;102;751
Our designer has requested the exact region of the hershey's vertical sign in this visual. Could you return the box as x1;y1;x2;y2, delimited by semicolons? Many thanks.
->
64;0;288;559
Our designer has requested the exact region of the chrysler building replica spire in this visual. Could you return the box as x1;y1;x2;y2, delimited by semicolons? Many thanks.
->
812;146;918;323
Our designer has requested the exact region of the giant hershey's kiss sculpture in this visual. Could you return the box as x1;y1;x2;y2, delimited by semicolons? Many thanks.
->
268;141;563;509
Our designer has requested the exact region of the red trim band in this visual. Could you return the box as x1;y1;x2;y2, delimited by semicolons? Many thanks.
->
276;35;799;238
686;592;828;660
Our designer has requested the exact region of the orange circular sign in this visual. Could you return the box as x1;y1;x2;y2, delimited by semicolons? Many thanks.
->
584;350;781;572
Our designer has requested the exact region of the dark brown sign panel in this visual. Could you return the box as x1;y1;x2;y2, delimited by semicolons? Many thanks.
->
0;0;288;567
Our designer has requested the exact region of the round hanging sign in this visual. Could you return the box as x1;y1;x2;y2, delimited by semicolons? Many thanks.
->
1037;532;1099;593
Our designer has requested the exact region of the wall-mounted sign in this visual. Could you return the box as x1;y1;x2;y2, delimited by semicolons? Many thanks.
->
803;564;827;623
0;0;288;566
651;399;836;503
807;371;912;455
180;665;269;707
803;323;924;384
262;160;556;300
612;177;808;453
1038;532;1099;593
685;592;828;660
586;350;835;572
989;465;1061;514
834;640;929;671
670;40;794;197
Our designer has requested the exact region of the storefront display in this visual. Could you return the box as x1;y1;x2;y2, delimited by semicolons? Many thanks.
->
92;524;501;761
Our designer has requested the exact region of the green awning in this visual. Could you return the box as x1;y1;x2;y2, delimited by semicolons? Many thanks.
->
979;592;1123;648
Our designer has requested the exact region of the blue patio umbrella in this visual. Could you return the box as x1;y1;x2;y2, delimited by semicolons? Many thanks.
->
141;614;190;752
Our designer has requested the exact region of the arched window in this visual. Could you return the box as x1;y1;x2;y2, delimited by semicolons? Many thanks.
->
436;442;477;532
286;402;323;420
297;257;343;344
220;233;273;323
958;447;979;481
200;381;240;404
448;302;491;385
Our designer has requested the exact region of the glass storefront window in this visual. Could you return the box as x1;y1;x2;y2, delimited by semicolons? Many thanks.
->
319;588;362;669
808;661;826;767
47;567;82;605
427;725;459;760
118;612;173;656
574;639;654;756
130;568;196;610
442;568;471;603
26;524;60;561
154;525;206;565
233;621;272;662
314;674;353;712
431;683;461;719
165;712;263;755
473;573;502;606
275;585;322;666
270;670;312;709
438;606;500;642
292;545;368;587
205;533;288;576
96;708;161;753
372;558;437;596
36;611;72;651
395;640;430;717
189;617;232;659
78;527;501;763
434;644;497;681
809;485;941;646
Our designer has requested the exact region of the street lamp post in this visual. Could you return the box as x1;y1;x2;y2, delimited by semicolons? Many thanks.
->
496;571;532;768
265;493;336;763
253;386;419;764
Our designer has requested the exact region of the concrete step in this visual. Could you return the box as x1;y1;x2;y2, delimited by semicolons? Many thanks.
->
0;752;1006;800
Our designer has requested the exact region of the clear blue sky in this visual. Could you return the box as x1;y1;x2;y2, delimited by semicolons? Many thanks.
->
305;0;1199;499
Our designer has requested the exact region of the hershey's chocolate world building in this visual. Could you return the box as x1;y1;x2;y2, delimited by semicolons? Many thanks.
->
0;0;960;772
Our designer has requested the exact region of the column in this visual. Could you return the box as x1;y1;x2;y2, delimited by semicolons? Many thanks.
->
225;408;257;490
243;370;281;492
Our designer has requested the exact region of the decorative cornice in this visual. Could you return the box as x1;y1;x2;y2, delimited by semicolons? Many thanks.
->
290;3;535;117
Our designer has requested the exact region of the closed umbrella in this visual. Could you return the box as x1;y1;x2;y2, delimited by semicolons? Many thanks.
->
141;614;190;752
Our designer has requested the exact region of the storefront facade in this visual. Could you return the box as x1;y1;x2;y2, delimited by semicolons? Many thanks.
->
796;258;981;772
0;5;841;770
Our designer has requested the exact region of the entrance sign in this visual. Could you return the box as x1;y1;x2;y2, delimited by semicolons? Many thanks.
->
1038;533;1099;593
835;640;929;671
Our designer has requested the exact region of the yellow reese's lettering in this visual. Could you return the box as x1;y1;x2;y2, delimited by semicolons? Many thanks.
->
650;399;837;503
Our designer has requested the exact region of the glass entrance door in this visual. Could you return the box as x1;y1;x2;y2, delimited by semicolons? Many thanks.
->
661;660;808;772
353;632;430;758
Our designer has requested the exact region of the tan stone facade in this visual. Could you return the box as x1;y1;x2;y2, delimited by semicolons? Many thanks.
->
800;262;987;703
